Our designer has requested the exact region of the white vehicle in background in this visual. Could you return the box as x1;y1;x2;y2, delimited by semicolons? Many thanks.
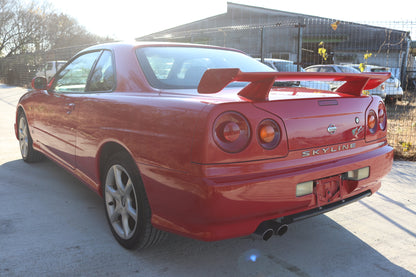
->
304;64;362;92
346;64;403;102
260;59;331;91
35;61;66;82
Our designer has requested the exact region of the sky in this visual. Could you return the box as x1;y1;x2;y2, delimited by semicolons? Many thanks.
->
46;0;416;41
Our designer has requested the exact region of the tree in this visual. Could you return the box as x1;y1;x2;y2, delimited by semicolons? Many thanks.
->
44;13;109;50
5;2;48;57
0;0;112;57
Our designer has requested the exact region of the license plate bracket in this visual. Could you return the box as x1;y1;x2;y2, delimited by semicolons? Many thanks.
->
314;176;341;207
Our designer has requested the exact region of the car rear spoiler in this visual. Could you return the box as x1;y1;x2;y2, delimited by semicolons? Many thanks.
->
197;68;391;101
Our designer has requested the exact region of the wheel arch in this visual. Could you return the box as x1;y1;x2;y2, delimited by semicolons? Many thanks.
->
97;141;140;195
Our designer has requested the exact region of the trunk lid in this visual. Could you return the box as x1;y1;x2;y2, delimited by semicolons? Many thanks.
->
253;89;371;150
197;69;388;150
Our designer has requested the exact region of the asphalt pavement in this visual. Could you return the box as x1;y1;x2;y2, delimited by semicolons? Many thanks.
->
0;84;415;277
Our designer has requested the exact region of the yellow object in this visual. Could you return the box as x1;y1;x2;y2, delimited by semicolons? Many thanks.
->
331;20;340;31
318;43;328;61
364;53;373;60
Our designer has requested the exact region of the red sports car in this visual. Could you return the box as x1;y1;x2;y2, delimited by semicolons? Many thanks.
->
15;42;393;249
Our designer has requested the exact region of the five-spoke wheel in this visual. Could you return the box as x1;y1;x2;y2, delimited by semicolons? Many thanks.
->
17;112;43;162
103;152;166;249
105;164;138;240
18;115;29;159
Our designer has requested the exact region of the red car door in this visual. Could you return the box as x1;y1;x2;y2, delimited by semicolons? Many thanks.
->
37;51;102;169
73;50;116;182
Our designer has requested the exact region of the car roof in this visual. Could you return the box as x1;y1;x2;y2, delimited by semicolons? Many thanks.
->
308;64;355;68
263;58;293;63
81;41;242;54
310;64;335;67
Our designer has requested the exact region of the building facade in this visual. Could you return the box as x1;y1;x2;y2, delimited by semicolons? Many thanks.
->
138;2;411;80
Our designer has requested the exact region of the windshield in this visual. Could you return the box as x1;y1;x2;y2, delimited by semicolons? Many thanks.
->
136;46;273;89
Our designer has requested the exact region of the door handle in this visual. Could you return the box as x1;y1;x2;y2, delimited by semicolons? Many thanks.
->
65;103;76;114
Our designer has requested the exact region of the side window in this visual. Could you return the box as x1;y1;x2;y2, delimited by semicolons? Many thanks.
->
306;67;319;72
319;67;336;73
339;67;359;73
88;51;115;92
54;51;101;93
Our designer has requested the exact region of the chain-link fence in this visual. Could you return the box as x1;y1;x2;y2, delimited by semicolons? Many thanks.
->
0;17;415;159
140;18;415;89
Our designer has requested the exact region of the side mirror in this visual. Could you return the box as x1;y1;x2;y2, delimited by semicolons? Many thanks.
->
31;77;48;90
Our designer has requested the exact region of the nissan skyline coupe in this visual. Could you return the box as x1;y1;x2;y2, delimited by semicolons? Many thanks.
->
15;42;393;249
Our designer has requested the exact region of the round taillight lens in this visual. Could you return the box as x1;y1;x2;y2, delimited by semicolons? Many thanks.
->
257;119;281;150
260;125;275;143
378;102;387;131
213;112;251;153
367;110;377;134
222;121;240;142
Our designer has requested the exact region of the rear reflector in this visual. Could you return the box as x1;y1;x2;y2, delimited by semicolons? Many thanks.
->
296;181;314;197
345;167;370;181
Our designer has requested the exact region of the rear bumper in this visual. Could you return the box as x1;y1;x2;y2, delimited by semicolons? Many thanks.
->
281;190;372;224
385;94;403;101
142;142;393;241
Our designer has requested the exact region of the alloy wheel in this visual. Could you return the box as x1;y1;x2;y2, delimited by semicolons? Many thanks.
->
18;116;29;159
104;164;138;240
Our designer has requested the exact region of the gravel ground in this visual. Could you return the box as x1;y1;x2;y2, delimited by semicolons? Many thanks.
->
1;84;415;277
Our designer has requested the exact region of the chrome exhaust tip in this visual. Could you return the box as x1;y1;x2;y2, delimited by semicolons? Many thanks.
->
275;224;288;236
254;221;289;241
254;222;275;241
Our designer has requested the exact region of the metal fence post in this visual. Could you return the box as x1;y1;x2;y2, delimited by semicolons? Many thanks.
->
400;34;411;86
260;27;265;63
296;23;304;72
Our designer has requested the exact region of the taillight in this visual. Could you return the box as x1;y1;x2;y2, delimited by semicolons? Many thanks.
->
367;110;377;134
366;99;388;142
213;112;251;153
378;102;387;131
222;121;240;142
257;119;281;150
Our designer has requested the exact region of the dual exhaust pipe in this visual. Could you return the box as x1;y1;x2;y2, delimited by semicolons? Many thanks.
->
254;220;289;241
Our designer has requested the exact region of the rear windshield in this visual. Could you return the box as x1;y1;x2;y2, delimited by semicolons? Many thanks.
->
136;46;273;89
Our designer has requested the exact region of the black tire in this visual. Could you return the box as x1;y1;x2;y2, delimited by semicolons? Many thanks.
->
102;151;166;249
17;111;43;162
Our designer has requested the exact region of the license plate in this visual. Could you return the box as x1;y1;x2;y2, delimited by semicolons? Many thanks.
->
314;176;341;206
